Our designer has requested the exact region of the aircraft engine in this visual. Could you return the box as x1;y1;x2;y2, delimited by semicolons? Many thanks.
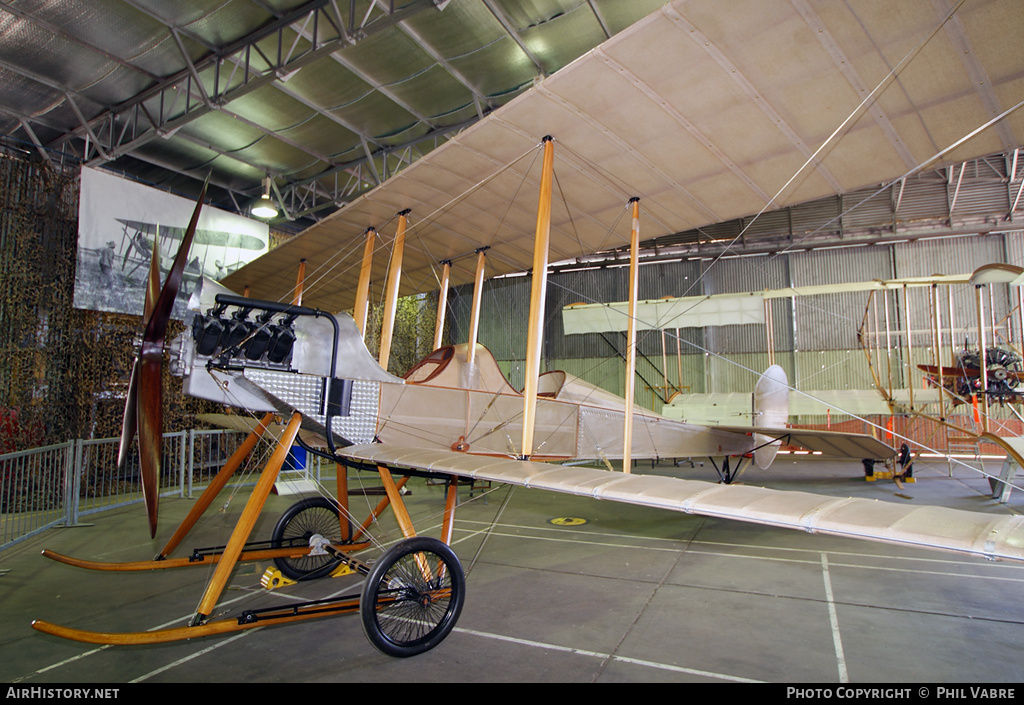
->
169;277;403;448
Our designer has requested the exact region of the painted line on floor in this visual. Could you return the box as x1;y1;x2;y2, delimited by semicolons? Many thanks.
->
821;553;849;683
453;626;763;683
456;523;1024;585
15;588;259;682
129;630;259;683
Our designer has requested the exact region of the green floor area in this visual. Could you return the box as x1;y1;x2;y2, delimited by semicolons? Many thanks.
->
2;457;1022;683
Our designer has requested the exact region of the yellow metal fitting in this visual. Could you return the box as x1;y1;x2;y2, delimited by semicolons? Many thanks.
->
260;567;296;591
329;563;356;578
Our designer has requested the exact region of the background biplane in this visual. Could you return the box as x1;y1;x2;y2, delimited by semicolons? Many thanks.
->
30;0;1024;660
115;219;263;282
858;263;1024;501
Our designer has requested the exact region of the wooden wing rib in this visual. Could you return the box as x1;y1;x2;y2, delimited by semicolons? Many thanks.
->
338;443;1024;562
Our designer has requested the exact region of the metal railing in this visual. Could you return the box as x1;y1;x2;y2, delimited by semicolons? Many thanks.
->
0;429;253;551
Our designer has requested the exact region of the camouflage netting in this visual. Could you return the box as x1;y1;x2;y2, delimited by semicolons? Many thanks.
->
0;152;450;455
362;292;443;378
0;153;217;452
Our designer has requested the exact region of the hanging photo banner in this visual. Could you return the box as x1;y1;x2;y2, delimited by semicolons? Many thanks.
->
75;167;270;318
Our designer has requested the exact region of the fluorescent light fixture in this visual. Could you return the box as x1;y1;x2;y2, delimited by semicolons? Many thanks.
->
251;176;278;219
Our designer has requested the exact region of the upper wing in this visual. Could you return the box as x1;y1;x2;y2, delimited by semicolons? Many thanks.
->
223;1;1024;314
337;442;1024;563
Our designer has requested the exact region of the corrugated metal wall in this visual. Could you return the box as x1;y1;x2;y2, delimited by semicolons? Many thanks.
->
443;160;1024;410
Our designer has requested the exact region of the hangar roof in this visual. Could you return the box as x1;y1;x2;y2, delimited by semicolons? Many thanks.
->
2;0;1022;314
0;0;667;231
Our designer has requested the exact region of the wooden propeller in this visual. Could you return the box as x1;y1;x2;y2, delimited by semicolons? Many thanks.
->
118;182;208;538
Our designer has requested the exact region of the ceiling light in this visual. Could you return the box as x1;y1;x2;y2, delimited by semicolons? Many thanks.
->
251;176;278;219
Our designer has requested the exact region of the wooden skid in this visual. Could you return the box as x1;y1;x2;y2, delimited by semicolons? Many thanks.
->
31;596;362;645
40;543;371;572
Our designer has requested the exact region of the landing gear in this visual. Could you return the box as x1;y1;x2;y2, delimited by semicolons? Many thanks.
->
271;497;346;580
360;536;466;658
712;456;752;484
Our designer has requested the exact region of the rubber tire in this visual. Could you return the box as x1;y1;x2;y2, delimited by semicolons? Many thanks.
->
270;497;345;580
360;536;465;658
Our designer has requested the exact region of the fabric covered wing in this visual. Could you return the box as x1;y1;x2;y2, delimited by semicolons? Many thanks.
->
338;443;1024;562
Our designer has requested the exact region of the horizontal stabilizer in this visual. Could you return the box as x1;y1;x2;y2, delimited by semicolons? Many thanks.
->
713;425;896;460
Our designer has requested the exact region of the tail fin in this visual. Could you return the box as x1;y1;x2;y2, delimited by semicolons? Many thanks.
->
753;365;790;470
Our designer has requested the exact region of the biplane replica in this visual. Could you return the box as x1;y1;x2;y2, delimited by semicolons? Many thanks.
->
858;263;1024;500
31;0;1024;659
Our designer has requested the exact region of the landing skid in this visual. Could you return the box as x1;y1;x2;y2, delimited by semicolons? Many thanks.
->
40;543;364;572
33;412;466;658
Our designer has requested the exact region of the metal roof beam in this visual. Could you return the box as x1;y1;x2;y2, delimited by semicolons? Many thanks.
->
43;0;438;166
480;0;545;77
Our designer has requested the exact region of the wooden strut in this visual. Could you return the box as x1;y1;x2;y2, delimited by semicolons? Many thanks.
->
379;211;410;372
40;415;393;572
159;412;276;558
354;227;376;337
976;284;990;431
293;259;307;306
194;412;303;622
521;136;555;458
622;197;640;475
43;411;282;567
467;249;487;366
33;447;453;646
434;259;451;350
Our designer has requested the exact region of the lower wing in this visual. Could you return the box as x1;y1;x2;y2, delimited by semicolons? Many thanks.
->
337;442;1024;563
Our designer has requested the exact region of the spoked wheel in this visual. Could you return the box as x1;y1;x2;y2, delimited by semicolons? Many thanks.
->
271;497;346;580
360;536;465;658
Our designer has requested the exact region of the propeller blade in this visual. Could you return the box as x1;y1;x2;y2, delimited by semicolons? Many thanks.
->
137;347;163;538
118;240;161;473
144;236;161;323
122;179;208;538
143;180;207;343
117;360;139;472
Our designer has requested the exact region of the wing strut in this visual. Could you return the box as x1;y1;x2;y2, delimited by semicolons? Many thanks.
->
379;211;409;371
354;227;376;337
522;136;555;457
434;258;451;350
466;248;487;366
622;197;640;474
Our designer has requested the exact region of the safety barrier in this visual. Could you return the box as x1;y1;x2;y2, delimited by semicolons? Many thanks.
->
0;430;249;551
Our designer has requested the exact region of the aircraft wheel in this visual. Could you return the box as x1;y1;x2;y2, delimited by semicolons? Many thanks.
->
360;536;465;658
270;497;345;580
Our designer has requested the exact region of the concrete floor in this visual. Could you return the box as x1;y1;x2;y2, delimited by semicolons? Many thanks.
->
2;455;1023;683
